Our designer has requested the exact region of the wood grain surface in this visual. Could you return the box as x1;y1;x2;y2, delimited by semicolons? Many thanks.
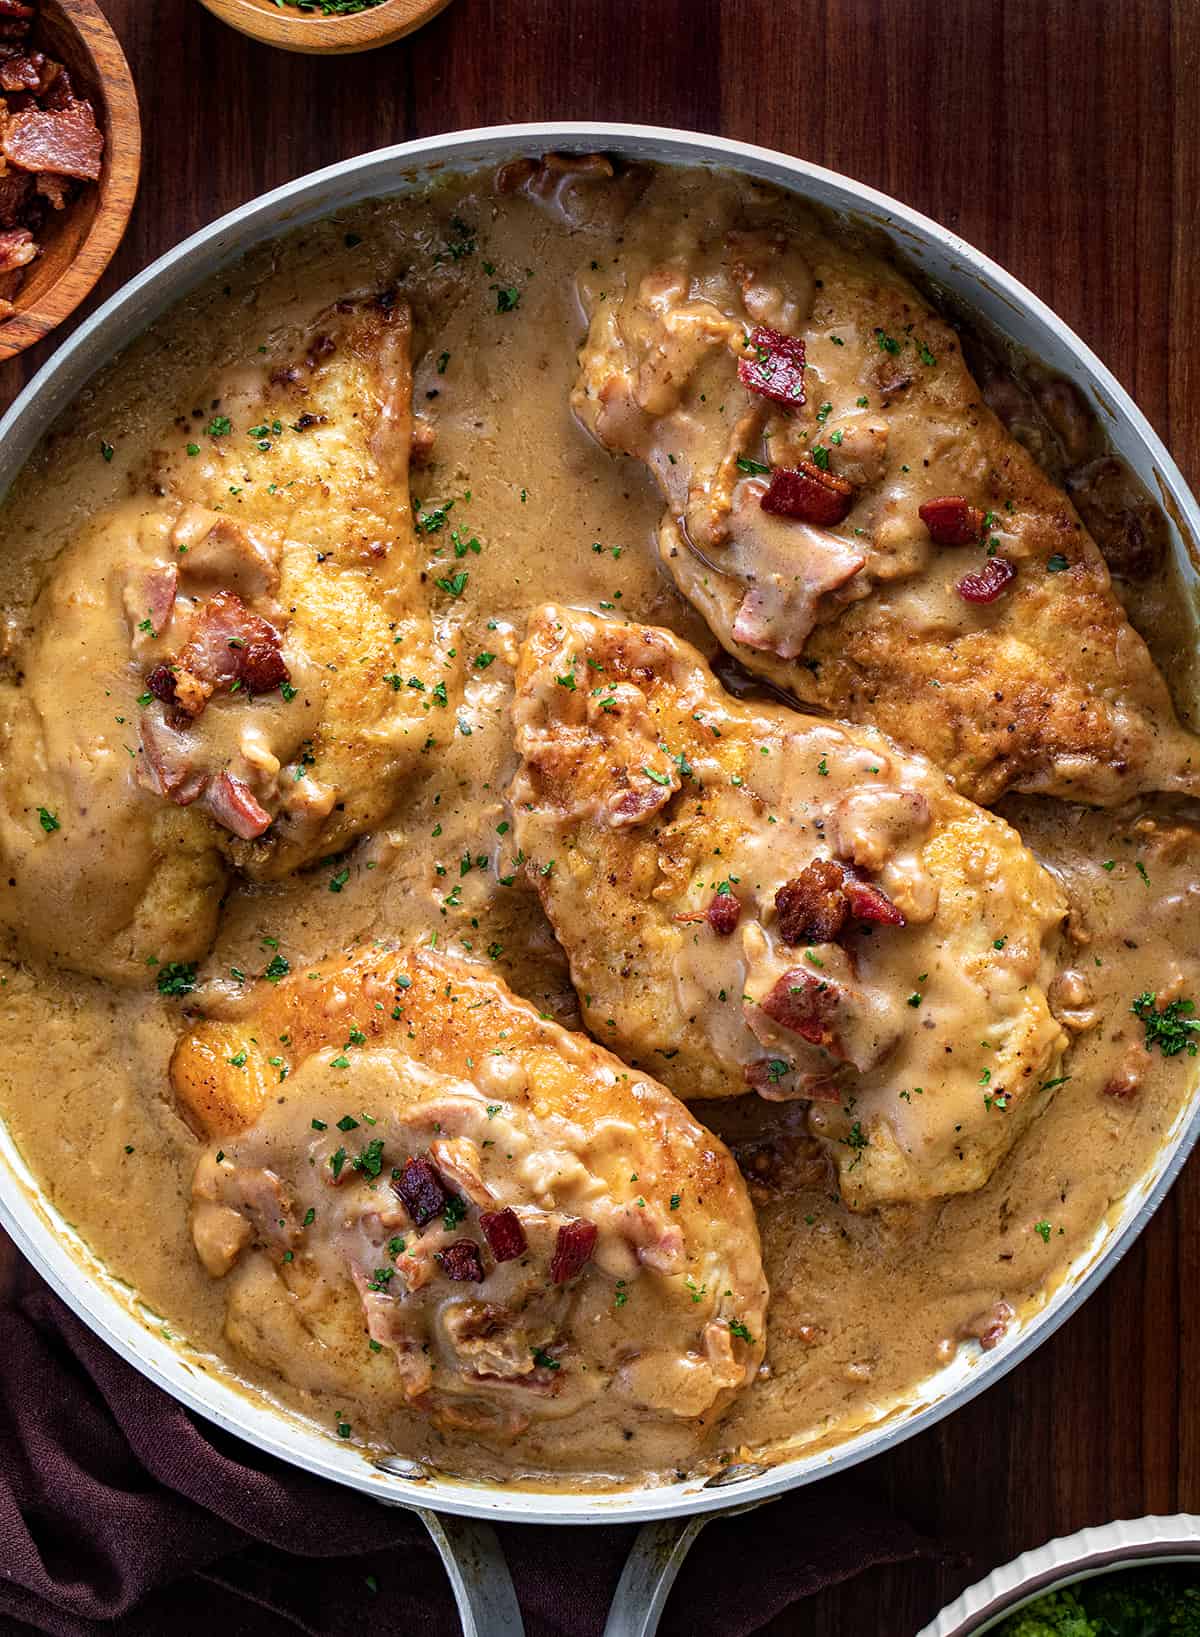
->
1;3;1197;1632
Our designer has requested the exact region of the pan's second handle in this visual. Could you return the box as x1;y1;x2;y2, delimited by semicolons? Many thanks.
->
602;1516;710;1637
416;1507;526;1637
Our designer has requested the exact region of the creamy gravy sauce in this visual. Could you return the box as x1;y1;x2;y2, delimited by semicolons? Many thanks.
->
0;163;1197;1489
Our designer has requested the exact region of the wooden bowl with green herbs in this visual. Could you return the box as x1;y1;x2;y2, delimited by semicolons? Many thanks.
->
196;0;453;54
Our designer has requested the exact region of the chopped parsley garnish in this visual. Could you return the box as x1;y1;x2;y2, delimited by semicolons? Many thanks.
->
100;440;114;462
353;1138;386;1178
532;1347;560;1370
263;953;290;983
642;765;672;786
329;1147;348;1179
1133;991;1200;1057
728;1319;755;1343
1046;553;1070;573
156;961;198;997
206;415;231;437
1034;1219;1051;1244
492;284;521;313
37;806;59;833
735;455;771;476
329;867;350;893
436;571;469;598
443;1195;467;1231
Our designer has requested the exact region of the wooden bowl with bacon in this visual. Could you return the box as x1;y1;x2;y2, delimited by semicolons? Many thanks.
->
0;0;139;361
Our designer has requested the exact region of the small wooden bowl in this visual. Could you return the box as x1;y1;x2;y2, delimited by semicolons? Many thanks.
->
197;0;454;55
0;0;141;362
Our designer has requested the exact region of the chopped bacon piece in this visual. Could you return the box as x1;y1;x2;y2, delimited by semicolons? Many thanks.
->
203;772;272;840
737;325;807;408
0;2;35;18
841;874;905;926
138;714;206;805
759;968;843;1052
744;1058;795;1094
919;496;985;547
392;1154;448;1229
706;890;742;936
549;1219;597;1284
479;1207;527;1262
776;860;849;945
42;64;76;112
776;858;904;944
168;591;289;719
761;461;854;528
0;227;35;272
35;172;69;211
2;100;103;181
146;664;177;704
1102;1068;1140;1101
0;169;33;227
957;555;1016;604
0;49;44;92
143;563;178;635
437;1240;485;1283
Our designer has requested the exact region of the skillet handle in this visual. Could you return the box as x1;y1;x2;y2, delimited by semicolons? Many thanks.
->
415;1507;527;1637
601;1516;711;1637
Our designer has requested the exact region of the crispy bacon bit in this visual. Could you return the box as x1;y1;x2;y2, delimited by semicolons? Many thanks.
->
0;170;33;227
761;461;854;528
2;100;103;181
776;859;905;944
957;555;1016;604
0;50;44;92
737;325;807;408
437;1240;485;1282
146;664;177;704
203;772;272;840
706;890;742;936
759;968;843;1051
392;1154;448;1229
0;226;35;272
959;1300;1014;1352
1102;1068;1141;1101
137;714;206;805
549;1219;597;1284
168;591;289;719
919;496;985;547
776;860;849;945
841;875;905;926
479;1207;527;1263
744;1058;795;1094
36;172;69;210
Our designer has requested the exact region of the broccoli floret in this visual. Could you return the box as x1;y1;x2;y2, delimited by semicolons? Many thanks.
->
996;1587;1099;1636
996;1571;1200;1637
1089;1571;1200;1635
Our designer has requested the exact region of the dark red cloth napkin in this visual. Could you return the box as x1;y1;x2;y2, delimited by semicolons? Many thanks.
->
0;1262;946;1636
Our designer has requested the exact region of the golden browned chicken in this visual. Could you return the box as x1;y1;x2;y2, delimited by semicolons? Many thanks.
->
0;295;438;981
170;946;767;1448
510;607;1070;1211
571;170;1200;807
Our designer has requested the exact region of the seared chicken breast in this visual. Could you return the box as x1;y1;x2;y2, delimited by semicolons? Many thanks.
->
171;946;767;1445
572;170;1200;806
510;607;1070;1210
0;295;437;981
